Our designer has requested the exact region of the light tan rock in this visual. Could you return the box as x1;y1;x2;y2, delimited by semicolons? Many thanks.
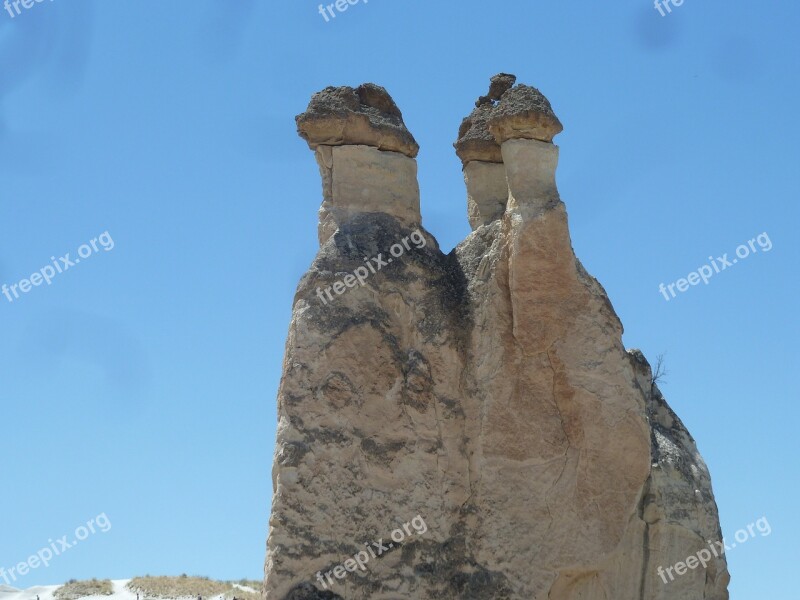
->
264;80;728;600
463;161;508;229
501;137;560;215
316;144;421;245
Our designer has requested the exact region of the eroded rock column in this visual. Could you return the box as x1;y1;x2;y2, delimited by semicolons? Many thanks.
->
458;78;654;598
266;75;729;600
454;74;516;230
296;83;422;244
489;83;563;215
267;82;476;600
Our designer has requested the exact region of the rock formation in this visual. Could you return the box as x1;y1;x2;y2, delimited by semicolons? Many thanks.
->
264;76;729;600
296;83;420;246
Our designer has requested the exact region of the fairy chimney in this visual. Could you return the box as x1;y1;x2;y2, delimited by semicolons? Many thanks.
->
296;83;421;245
265;76;729;600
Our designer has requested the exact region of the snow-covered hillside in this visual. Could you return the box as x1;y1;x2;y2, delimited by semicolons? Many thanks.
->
0;580;136;600
0;580;259;600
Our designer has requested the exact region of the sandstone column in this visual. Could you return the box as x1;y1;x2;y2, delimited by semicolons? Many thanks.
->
266;83;475;600
295;83;421;245
453;74;517;230
265;76;729;600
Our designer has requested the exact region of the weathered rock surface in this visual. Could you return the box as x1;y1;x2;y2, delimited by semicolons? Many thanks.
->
463;161;508;229
487;84;563;144
477;73;517;106
296;84;419;158
454;101;503;164
455;75;563;165
265;77;728;600
314;144;420;245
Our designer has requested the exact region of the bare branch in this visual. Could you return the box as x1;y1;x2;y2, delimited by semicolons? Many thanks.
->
651;353;668;389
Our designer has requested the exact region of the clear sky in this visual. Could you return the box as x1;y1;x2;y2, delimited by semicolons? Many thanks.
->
1;0;797;597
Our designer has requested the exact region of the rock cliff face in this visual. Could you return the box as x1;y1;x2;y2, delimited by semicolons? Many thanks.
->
264;76;729;600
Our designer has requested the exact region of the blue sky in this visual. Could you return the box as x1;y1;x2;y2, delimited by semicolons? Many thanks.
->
0;0;797;597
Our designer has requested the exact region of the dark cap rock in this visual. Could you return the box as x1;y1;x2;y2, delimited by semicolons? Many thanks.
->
296;83;419;158
455;75;563;165
476;73;517;106
455;74;516;164
455;102;504;164
486;84;563;145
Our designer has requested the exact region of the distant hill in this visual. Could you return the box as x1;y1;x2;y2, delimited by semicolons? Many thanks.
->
0;586;21;594
0;578;260;600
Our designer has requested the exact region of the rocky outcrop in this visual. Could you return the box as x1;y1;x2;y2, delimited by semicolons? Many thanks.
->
296;84;421;246
454;77;563;231
264;76;728;600
486;84;563;145
296;83;419;158
454;75;562;165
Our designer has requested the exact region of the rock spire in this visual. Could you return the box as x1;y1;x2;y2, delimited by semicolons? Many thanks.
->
265;75;729;600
